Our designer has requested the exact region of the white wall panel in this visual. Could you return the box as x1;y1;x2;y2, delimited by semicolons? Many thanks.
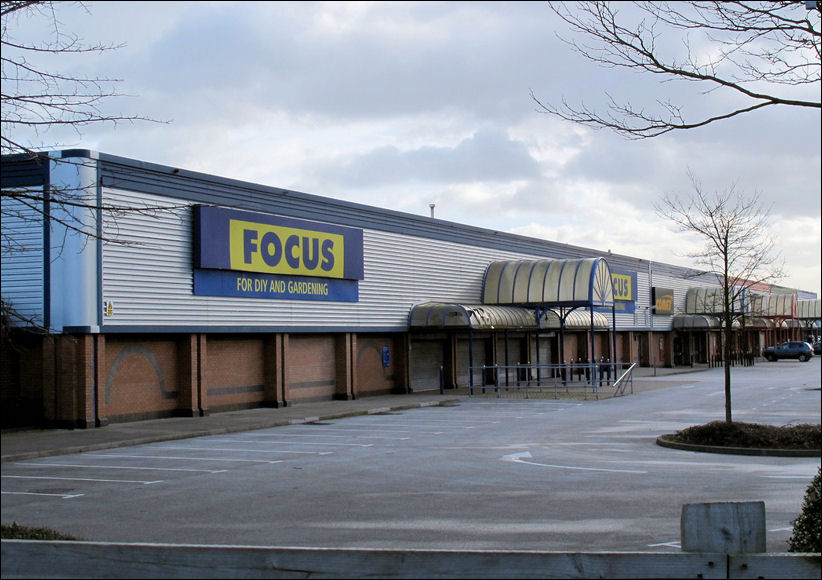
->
99;186;749;334
100;189;549;330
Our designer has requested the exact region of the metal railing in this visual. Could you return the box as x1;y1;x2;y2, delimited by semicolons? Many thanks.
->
460;361;635;400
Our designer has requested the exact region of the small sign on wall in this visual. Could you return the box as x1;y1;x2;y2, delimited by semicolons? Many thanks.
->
653;287;675;315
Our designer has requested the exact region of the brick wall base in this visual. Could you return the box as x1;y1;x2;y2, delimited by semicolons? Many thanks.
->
1;331;408;428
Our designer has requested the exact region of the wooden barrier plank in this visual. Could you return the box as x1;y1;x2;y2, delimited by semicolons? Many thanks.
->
1;541;729;579
729;553;822;579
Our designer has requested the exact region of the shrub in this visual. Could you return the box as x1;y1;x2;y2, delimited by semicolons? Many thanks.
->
788;466;821;553
0;522;79;540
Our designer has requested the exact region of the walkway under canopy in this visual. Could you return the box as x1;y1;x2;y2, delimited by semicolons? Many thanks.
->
408;258;616;391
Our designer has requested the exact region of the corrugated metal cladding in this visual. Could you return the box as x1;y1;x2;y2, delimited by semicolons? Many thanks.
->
482;258;614;307
77;152;811;334
0;192;45;326
100;188;533;332
0;154;49;187
96;184;712;334
96;152;608;263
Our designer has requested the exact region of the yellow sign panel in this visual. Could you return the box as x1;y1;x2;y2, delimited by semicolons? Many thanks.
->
229;219;345;278
612;273;633;301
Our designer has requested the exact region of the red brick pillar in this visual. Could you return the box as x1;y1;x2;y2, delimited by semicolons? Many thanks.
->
197;334;207;415
93;334;107;426
264;334;286;407
177;334;206;417
280;334;291;406
334;333;356;400
52;335;96;428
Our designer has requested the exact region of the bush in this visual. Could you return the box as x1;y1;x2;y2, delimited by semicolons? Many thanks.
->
669;421;821;449
0;522;80;540
788;466;821;553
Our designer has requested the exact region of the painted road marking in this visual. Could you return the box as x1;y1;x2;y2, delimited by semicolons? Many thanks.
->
158;443;371;451
648;541;680;548
2;475;163;485
15;462;227;474
89;453;284;464
232;431;411;441
288;424;445;435
1;491;84;499
501;451;647;474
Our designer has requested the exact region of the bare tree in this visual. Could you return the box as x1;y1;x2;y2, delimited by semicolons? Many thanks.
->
1;0;153;155
533;1;821;139
1;1;176;330
655;172;785;422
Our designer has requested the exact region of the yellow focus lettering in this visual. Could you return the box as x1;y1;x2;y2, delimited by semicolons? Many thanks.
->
229;220;344;278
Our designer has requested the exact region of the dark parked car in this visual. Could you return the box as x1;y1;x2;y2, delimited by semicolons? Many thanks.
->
814;341;822;355
762;341;814;362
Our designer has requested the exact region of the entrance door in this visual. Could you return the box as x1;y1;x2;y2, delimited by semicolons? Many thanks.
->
409;339;444;391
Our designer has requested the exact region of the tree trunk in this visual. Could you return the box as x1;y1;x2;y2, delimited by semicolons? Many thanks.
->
723;321;733;423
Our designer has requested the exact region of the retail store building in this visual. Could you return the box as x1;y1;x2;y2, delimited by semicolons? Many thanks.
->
2;150;819;427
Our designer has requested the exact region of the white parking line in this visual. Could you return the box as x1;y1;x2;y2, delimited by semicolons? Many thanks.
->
282;424;445;435
648;540;680;548
362;417;501;425
88;453;284;464
501;451;647;474
159;442;371;451
15;462;227;474
233;431;411;440
2;491;84;499
2;475;163;485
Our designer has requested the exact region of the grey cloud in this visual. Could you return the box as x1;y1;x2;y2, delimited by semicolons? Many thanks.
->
314;128;542;187
109;2;568;123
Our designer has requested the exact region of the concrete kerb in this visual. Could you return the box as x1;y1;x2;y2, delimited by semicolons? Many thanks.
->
656;435;822;457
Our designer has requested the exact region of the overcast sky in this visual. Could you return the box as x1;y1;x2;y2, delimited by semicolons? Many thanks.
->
11;1;822;296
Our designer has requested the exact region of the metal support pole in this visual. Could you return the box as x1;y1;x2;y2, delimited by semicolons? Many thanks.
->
468;327;474;396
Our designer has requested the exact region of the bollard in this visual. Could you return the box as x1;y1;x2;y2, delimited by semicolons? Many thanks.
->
680;501;766;554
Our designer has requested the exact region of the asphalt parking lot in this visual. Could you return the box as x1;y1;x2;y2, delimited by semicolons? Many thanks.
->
2;360;819;553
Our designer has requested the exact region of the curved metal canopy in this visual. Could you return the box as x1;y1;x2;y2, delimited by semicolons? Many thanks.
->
673;313;768;330
742;317;774;329
408;302;610;330
672;314;720;329
408;303;537;330
482;258;614;308
763;293;797;318
796;299;820;320
684;288;725;314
